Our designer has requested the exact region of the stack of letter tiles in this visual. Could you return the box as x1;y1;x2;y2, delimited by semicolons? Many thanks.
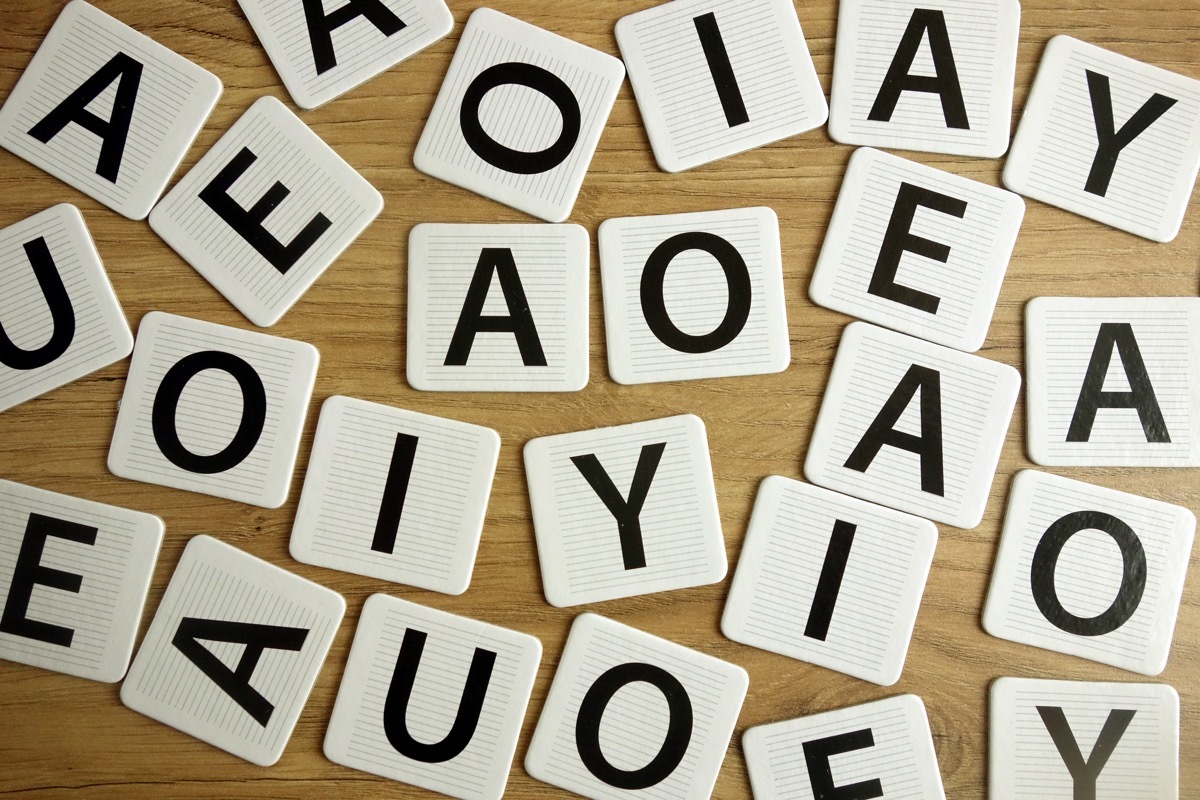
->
0;0;1198;798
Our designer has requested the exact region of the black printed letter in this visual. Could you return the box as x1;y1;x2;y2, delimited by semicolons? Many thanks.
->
198;147;333;275
570;443;667;570
640;232;752;354
151;350;268;474
460;63;581;174
804;520;857;642
1084;70;1177;197
868;182;967;315
1037;705;1136;800
1067;322;1169;444
444;248;547;366
576;662;693;790
802;729;884;800
371;433;419;554
868;9;968;130
0;514;97;647
172;617;309;726
1030;510;1146;637
383;628;497;763
693;13;748;128
302;0;406;76
0;238;75;370
844;365;944;496
28;53;143;182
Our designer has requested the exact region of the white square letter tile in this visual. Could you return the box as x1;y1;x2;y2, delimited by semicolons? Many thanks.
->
744;694;946;800
324;594;541;800
526;613;748;800
805;322;1020;528
0;1;222;220
108;312;319;508
150;96;383;327
990;678;1178;799
290;395;500;595
810;148;1024;352
0;204;133;413
722;476;937;686
407;222;589;392
238;0;453;110
983;470;1195;675
1004;36;1200;243
0;479;162;683
828;0;1019;158
413;8;625;222
598;207;789;384
615;0;827;173
121;535;345;766
525;415;725;607
1026;297;1200;467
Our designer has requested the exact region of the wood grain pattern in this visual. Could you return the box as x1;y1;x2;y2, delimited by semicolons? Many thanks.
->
1;0;1198;797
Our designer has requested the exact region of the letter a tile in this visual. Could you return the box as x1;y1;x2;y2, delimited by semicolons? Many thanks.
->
237;0;453;110
1026;297;1200;467
828;0;1020;158
598;207;789;384
810;148;1024;352
0;479;162;683
1004;36;1200;242
150;96;383;327
413;8;625;222
0;204;133;413
524;415;725;607
526;613;747;800
990;678;1178;799
615;0;827;172
744;694;946;800
806;322;1020;528
290;395;501;594
108;312;319;508
121;535;345;766
722;476;937;686
984;470;1194;675
0;1;222;220
407;222;590;392
324;594;541;800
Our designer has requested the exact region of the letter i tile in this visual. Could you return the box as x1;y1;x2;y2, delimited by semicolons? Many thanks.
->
525;613;747;800
524;414;726;607
149;96;383;327
120;535;345;766
323;594;542;800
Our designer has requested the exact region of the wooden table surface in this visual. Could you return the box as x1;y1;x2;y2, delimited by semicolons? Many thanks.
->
1;0;1198;797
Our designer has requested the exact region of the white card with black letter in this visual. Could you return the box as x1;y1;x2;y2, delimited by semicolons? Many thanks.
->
525;613;748;800
828;0;1019;158
722;476;937;686
413;8;625;222
1004;36;1200;243
108;312;319;508
150;96;383;327
0;1;222;219
238;0;453;110
810;148;1024;352
290;396;500;595
598;207;789;384
1026;297;1200;467
525;415;725;607
407;222;589;392
615;0;827;173
0;204;133;413
744;694;946;800
806;322;1020;528
990;678;1178;800
0;479;162;683
121;536;344;765
324;594;541;800
984;470;1195;676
